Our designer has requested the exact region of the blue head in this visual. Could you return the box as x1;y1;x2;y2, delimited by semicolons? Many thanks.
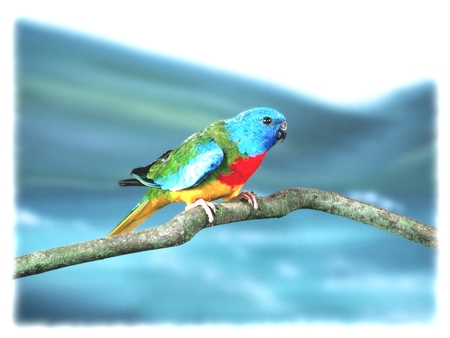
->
225;107;287;156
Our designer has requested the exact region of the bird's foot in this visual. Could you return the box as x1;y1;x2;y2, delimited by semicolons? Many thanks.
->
185;199;216;223
230;191;258;210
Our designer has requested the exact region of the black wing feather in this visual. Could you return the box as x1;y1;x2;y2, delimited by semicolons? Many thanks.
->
118;149;173;187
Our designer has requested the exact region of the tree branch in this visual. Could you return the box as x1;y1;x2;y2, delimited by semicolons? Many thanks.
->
13;188;438;279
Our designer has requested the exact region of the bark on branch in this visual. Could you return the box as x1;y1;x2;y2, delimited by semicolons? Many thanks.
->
13;188;438;279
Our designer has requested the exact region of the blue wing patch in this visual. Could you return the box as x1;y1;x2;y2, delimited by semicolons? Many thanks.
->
131;139;224;191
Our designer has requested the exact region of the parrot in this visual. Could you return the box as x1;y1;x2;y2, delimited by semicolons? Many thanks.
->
107;107;287;237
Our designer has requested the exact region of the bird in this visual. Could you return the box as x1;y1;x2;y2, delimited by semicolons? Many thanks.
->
107;107;287;237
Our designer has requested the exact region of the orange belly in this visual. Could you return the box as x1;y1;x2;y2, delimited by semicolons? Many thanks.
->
168;180;243;205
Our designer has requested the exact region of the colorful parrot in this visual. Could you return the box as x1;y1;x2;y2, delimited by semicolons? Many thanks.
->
107;107;287;237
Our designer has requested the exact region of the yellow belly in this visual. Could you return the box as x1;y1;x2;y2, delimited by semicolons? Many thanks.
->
168;180;243;205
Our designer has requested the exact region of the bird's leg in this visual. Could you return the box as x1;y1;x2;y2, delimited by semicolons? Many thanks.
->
230;191;258;210
185;199;216;223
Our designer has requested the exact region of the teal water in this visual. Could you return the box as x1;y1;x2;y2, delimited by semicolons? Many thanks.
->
14;20;436;325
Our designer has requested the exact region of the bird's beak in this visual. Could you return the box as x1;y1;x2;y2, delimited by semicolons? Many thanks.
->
277;121;287;141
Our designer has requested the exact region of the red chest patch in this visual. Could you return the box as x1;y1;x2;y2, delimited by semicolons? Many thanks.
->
218;153;267;187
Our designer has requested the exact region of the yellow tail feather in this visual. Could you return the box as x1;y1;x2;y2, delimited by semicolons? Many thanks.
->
107;195;170;237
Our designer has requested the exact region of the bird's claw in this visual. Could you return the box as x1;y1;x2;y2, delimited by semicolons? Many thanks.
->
185;192;257;224
185;199;216;223
231;191;258;210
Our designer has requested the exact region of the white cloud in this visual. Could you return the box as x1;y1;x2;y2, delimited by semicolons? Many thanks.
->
232;276;285;311
346;190;405;213
15;208;41;227
15;208;91;229
323;270;432;293
7;1;448;103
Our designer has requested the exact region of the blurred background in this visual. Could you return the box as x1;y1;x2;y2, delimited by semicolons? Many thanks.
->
7;1;446;327
13;19;437;324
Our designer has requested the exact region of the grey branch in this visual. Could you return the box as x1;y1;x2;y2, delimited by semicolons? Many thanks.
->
13;188;438;279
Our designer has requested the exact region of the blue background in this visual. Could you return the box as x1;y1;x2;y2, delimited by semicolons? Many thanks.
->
14;20;437;325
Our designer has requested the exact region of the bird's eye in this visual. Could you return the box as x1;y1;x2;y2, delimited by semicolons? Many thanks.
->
262;117;272;125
